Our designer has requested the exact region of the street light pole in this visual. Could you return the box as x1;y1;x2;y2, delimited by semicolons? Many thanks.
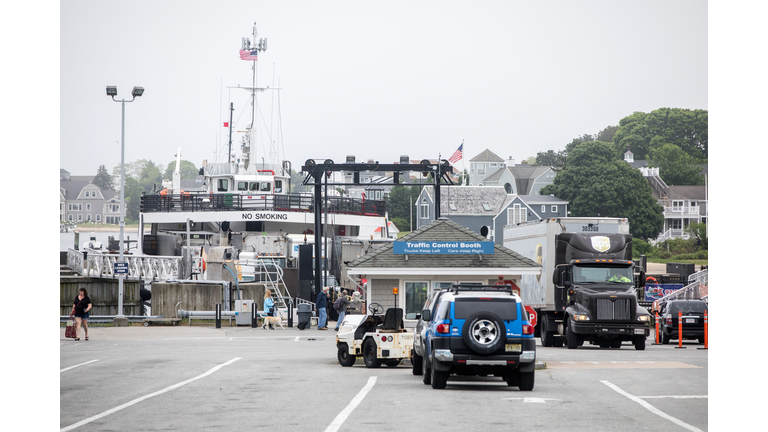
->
107;86;143;325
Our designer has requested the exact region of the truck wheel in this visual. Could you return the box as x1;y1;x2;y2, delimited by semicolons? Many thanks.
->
462;311;506;355
518;370;535;391
385;359;401;367
412;353;423;376
422;354;432;385
634;335;646;351
565;318;578;349
337;345;356;367
430;353;449;389
540;318;554;347
362;338;381;368
611;339;622;349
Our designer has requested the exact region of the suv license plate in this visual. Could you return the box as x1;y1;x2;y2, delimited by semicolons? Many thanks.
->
634;329;645;334
684;318;696;323
505;344;522;353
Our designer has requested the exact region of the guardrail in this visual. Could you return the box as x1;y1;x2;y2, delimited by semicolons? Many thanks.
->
140;193;387;217
651;269;708;311
67;248;183;281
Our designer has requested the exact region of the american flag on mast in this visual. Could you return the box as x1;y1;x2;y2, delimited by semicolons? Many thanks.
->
448;143;463;164
240;49;258;61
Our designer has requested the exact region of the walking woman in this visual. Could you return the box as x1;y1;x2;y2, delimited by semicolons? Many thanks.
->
263;289;275;329
71;287;92;341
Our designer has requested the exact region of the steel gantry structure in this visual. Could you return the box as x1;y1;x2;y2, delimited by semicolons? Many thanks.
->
300;158;455;297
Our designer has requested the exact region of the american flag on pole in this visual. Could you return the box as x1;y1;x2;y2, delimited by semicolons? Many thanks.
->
240;49;258;61
448;143;463;163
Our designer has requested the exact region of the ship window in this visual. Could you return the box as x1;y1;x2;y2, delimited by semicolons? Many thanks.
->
275;180;283;193
250;182;259;191
238;181;248;191
260;182;271;192
217;179;229;191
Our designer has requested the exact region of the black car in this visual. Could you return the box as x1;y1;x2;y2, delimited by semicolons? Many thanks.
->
659;299;707;344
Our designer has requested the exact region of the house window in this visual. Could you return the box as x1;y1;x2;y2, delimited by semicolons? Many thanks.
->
541;205;546;213
477;164;486;175
672;201;684;210
420;204;429;219
482;203;491;211
405;282;429;317
672;219;682;230
77;214;83;222
508;204;527;225
504;183;512;194
551;205;557;213
86;203;91;211
68;214;73;221
86;214;91;221
96;215;101;222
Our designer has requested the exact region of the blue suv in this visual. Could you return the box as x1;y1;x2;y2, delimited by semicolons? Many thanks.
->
418;284;536;390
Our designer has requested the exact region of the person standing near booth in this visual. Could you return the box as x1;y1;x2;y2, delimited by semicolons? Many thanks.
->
316;287;329;330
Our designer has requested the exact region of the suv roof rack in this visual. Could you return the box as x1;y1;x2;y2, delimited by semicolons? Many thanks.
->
449;284;515;295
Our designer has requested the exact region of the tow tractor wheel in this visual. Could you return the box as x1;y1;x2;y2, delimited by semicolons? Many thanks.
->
385;359;401;367
337;344;356;367
362;338;382;368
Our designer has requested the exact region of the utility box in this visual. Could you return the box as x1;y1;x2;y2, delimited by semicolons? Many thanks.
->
666;263;696;283
235;299;255;326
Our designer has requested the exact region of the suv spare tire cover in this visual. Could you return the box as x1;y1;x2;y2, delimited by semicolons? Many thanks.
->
462;311;506;355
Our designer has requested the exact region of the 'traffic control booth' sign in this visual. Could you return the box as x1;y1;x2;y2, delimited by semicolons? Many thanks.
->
114;262;129;275
393;241;495;254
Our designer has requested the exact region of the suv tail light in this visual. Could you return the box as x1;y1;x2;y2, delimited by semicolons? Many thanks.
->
665;317;672;325
437;324;450;334
522;324;533;335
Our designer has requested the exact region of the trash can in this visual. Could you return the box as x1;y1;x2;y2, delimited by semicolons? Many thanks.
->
297;303;312;328
224;193;234;208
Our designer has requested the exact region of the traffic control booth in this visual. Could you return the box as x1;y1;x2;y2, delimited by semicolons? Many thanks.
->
346;218;541;328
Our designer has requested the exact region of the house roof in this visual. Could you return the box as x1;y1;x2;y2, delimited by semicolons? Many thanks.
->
347;218;540;274
60;180;115;200
665;185;707;201
470;149;504;162
508;166;552;195
424;186;510;215
513;195;568;205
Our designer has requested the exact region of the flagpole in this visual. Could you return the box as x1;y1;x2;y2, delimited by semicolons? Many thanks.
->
462;139;465;186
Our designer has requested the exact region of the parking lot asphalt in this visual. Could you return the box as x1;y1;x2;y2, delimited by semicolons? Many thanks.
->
55;323;714;432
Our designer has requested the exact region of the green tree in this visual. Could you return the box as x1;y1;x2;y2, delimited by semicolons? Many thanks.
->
534;149;567;167
123;177;143;221
93;164;114;191
612;108;708;161
386;184;423;232
648;144;705;185
289;169;310;193
164;160;199;181
685;222;708;250
596;125;618;143
540;142;664;240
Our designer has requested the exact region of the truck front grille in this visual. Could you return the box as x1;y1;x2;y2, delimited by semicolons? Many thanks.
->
596;299;631;320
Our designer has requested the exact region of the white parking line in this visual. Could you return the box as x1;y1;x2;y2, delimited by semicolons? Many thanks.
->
324;376;377;432
60;357;241;432
60;359;99;373
601;380;704;432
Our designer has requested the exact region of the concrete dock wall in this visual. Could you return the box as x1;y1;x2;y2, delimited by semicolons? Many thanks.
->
151;282;271;319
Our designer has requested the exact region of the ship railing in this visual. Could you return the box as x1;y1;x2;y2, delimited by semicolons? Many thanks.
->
651;269;708;312
67;248;182;281
140;193;387;217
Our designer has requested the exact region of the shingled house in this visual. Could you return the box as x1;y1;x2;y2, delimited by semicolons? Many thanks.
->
346;218;541;326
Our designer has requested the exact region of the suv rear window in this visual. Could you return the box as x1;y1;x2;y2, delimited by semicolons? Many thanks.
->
669;301;707;314
454;298;517;320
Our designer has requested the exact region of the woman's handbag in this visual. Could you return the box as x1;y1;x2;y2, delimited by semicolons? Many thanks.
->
65;313;77;338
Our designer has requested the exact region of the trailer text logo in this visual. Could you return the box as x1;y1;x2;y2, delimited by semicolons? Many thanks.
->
591;236;611;252
393;241;495;254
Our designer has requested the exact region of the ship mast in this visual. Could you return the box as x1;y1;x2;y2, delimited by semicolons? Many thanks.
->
240;22;268;171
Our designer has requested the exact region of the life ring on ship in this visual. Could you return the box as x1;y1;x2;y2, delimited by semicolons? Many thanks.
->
646;276;657;284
